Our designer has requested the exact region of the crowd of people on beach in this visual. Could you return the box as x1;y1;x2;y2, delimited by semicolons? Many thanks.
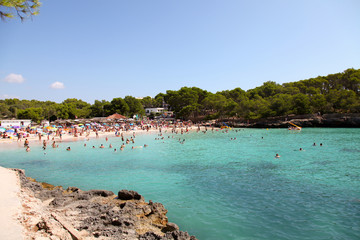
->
1;119;326;160
1;119;195;140
4;120;194;152
17;121;217;153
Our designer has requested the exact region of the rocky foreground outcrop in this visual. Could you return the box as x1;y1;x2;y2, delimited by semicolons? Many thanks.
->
15;169;197;240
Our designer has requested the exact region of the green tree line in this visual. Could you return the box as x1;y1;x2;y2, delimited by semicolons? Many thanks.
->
1;68;360;122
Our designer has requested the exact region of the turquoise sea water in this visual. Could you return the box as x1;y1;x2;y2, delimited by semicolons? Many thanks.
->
0;128;360;240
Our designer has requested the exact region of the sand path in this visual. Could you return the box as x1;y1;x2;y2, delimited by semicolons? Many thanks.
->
0;167;23;240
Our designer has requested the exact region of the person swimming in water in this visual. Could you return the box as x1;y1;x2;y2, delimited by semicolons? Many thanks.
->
100;144;104;148
24;138;29;147
275;153;280;158
66;147;71;151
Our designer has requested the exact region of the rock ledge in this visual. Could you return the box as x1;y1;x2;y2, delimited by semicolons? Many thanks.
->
15;169;197;240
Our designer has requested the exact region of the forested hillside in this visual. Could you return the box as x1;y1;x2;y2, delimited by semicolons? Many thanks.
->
1;68;359;122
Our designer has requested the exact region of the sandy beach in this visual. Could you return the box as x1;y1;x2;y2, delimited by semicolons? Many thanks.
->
0;126;202;148
0;167;24;240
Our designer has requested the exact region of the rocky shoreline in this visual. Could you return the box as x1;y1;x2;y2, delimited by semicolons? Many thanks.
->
15;169;197;240
220;113;360;128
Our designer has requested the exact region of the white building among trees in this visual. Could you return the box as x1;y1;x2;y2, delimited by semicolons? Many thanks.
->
145;108;165;116
0;119;32;128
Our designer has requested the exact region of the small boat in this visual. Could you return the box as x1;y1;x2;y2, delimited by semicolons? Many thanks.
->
288;122;301;131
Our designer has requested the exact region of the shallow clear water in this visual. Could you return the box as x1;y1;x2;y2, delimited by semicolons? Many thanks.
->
1;128;360;240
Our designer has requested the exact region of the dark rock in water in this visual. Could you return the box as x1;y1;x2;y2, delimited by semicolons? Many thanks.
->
118;189;143;200
341;148;360;153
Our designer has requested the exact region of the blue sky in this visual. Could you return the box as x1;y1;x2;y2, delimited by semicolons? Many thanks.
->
1;0;360;103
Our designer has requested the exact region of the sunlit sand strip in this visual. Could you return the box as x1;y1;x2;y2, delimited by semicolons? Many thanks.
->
0;167;24;240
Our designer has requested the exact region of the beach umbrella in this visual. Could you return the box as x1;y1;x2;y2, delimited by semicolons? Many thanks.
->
0;128;5;132
30;126;37;129
78;123;84;126
57;125;63;128
12;126;20;129
6;129;14;133
85;123;90;126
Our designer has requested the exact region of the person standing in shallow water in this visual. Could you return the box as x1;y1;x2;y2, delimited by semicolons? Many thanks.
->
24;138;29;147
